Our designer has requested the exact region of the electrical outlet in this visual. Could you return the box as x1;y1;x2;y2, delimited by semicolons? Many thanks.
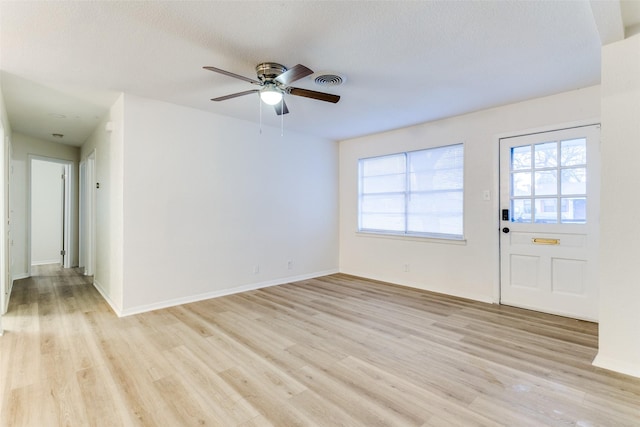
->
253;265;260;274
403;263;410;272
287;260;293;270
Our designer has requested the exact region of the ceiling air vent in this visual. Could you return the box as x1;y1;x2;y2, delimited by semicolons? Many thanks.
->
314;73;345;87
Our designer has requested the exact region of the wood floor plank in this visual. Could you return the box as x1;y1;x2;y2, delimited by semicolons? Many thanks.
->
2;383;58;426
163;345;261;425
236;415;275;427
1;266;640;426
40;349;90;426
6;302;42;391
152;374;224;425
294;364;410;427
76;364;137;427
293;387;383;426
219;365;314;426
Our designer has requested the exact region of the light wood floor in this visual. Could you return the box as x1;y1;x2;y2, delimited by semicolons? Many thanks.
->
1;265;639;426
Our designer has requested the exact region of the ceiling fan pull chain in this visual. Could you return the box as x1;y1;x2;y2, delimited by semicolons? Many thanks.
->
280;97;284;136
259;92;263;135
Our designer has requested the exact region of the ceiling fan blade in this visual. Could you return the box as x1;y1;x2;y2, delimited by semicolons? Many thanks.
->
211;89;259;101
203;66;262;85
288;87;340;103
275;64;313;85
274;99;289;116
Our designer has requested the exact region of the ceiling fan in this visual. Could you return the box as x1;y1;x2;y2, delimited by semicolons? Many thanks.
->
203;62;340;115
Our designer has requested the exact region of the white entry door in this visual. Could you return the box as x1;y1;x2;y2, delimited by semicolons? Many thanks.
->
499;125;600;321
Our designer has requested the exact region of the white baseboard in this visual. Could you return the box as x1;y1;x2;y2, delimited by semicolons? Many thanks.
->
92;279;123;316
31;259;60;266
118;269;339;317
12;273;29;281
2;278;15;315
339;269;494;305
593;353;640;379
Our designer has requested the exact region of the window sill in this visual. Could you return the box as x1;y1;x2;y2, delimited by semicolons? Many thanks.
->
355;231;467;245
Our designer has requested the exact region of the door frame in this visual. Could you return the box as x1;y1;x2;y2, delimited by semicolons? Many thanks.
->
79;150;96;276
493;119;601;305
79;160;86;271
27;155;74;274
1;129;10;317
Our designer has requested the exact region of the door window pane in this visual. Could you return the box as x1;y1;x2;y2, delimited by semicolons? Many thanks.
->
535;198;557;223
512;199;532;223
534;170;557;196
561;168;586;195
534;142;557;168
561;138;586;166
512;172;531;196
561;198;586;223
511;146;531;170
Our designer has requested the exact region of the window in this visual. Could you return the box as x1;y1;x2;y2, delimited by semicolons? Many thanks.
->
358;144;464;239
510;138;587;224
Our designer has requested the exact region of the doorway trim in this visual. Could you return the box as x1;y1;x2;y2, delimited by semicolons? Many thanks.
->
79;150;96;276
79;160;86;272
1;129;10;317
27;155;74;275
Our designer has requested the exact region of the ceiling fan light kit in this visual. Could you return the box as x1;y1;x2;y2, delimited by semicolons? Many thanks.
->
204;62;340;116
259;84;283;105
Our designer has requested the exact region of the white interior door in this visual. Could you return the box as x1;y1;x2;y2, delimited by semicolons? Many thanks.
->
30;159;64;268
28;156;74;272
499;125;600;321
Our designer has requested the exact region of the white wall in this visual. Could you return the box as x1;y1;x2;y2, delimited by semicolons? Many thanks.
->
80;94;125;311
30;159;63;265
594;33;640;378
120;94;338;314
339;86;600;303
10;133;79;279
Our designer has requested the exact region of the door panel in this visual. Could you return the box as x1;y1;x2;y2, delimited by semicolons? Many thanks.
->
499;125;600;321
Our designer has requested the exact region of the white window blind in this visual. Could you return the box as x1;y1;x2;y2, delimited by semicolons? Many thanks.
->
358;144;464;239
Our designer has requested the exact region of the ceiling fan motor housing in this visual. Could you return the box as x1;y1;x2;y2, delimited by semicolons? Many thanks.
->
256;62;287;82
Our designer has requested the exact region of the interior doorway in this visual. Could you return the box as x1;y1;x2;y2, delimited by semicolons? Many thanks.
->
28;155;74;274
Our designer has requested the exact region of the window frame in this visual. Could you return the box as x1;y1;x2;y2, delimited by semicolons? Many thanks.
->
357;143;465;241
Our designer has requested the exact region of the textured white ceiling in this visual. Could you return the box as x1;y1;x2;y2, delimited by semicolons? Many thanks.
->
0;1;635;146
